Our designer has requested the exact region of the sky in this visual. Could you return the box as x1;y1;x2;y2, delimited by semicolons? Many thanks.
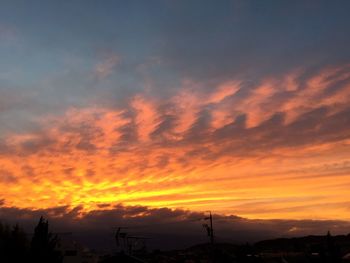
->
1;0;350;244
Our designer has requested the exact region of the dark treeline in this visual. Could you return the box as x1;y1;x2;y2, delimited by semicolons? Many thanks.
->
0;216;62;263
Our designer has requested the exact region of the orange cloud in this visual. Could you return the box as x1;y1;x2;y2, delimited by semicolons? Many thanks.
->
131;95;160;142
1;65;350;220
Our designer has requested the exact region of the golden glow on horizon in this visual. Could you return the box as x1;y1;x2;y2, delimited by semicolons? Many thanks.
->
1;66;350;220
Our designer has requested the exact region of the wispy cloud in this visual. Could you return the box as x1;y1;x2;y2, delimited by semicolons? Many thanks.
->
0;65;350;219
93;54;120;80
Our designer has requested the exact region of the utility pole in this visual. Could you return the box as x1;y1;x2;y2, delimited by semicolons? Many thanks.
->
209;211;214;245
203;211;214;245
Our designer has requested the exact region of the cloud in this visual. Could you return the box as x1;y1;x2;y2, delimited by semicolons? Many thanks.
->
0;204;349;250
94;54;120;80
0;0;350;227
0;24;18;43
0;169;17;184
156;1;350;82
1;1;350;132
0;65;350;219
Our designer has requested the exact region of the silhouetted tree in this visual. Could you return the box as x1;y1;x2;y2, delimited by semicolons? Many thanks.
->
30;216;62;263
0;222;28;262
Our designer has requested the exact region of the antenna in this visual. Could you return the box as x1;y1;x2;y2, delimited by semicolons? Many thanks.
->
114;227;150;255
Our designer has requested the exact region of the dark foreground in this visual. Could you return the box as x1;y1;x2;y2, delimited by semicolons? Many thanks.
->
100;235;350;263
2;217;350;263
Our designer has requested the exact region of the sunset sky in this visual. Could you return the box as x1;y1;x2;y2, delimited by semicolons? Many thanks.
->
1;0;350;230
